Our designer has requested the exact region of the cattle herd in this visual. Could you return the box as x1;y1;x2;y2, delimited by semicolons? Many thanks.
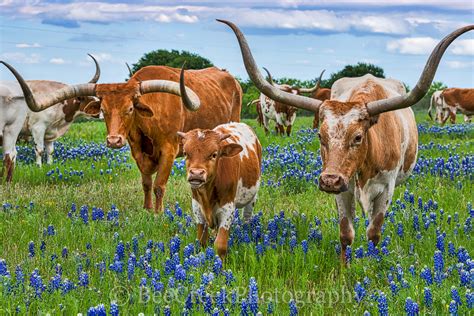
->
0;20;473;261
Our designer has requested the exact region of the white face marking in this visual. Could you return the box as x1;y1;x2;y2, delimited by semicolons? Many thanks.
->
197;130;205;140
323;108;365;149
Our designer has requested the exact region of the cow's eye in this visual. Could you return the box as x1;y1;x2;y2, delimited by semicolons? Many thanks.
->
210;152;218;160
353;134;363;145
127;106;133;114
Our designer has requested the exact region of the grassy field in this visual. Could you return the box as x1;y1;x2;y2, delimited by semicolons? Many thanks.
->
0;114;473;315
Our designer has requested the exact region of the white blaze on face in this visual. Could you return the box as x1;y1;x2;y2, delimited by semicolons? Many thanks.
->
323;107;366;148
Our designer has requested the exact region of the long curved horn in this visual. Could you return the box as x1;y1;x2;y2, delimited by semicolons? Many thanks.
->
217;19;322;113
366;24;474;116
0;61;96;112
139;63;200;111
87;54;100;83
298;69;325;93
126;62;133;77
246;99;260;107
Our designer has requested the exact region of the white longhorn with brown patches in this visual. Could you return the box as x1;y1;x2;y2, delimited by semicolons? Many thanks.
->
178;122;262;259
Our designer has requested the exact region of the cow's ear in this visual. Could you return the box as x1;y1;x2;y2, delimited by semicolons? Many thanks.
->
83;100;101;116
221;143;243;157
177;131;187;144
134;102;153;117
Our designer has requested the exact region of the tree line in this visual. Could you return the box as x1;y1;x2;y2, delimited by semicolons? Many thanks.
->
130;50;446;118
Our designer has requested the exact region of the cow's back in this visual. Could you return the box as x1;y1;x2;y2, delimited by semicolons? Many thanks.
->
442;88;474;112
131;66;242;134
0;81;27;128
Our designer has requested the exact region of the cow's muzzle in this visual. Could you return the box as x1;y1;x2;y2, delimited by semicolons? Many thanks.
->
187;168;207;189
106;135;126;148
319;173;348;194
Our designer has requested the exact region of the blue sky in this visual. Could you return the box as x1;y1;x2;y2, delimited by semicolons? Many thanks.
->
1;0;473;88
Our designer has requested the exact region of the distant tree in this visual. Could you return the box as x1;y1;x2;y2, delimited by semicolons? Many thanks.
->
325;62;385;87
129;50;213;76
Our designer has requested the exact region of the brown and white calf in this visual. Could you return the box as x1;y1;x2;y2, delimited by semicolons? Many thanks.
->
220;19;473;263
441;88;474;123
178;122;262;258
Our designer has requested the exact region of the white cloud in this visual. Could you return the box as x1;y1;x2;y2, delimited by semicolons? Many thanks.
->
15;43;41;48
0;52;40;64
451;39;474;56
49;58;68;64
79;53;123;66
387;37;438;54
446;60;474;69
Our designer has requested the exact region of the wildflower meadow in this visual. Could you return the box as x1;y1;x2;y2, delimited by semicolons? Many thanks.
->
1;115;473;315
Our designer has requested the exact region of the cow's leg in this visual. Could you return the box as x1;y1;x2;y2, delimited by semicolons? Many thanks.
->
45;141;54;165
366;185;392;246
215;202;235;259
243;195;257;223
2;123;22;182
336;186;355;264
262;115;270;134
449;111;456;124
141;173;153;210
286;125;292;136
464;115;471;123
152;145;177;212
31;125;46;166
193;199;208;247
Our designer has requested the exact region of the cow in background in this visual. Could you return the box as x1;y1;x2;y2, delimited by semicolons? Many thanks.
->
258;67;322;136
441;88;473;123
428;90;455;124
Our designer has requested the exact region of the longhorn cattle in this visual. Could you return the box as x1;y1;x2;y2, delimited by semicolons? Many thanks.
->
441;88;474;123
21;55;100;166
0;81;27;182
427;90;455;124
0;54;99;180
311;88;331;129
178;122;262;259
257;67;321;136
2;61;242;212
247;99;264;127
219;19;473;263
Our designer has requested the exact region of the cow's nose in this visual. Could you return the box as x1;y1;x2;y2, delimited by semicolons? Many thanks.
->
188;169;207;188
107;135;125;148
319;173;348;193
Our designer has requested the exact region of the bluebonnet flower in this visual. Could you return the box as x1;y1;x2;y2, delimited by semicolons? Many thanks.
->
377;292;388;316
345;246;352;263
46;225;55;236
424;287;432;307
354;282;366;303
466;289;473;309
80;205;89;224
405;297;419;316
78;271;89;287
420;266;433;285
15;265;24;285
301;240;308;256
30;269;45;297
449;300;458;315
116;241;125;260
451;286;462;305
213;256;223;275
397;222;404;238
175;264;186;282
248;277;259;314
109;255;123;274
289;236;297;252
434;250;444;284
224;270;235;286
163;305;171;316
436;233;445;253
28;241;35;257
289;299;298;316
61;278;75;295
87;304;106;316
389;281;398;295
409;265;415;276
241;298;249;315
109;301;119;316
267;300;274;314
62;247;68;258
204;293;212;313
0;259;8;277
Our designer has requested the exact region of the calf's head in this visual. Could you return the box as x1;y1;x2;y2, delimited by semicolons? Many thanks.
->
178;129;243;189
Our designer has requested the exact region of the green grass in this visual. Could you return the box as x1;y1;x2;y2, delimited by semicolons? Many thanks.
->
0;114;473;315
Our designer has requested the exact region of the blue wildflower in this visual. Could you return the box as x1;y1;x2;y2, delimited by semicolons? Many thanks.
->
424;287;432;307
354;282;366;303
377;292;388;316
289;299;298;316
405;297;419;316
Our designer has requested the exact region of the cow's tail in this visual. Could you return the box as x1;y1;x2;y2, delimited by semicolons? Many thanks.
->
428;93;435;120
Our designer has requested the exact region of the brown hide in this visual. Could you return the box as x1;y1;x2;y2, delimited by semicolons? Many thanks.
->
442;88;474;115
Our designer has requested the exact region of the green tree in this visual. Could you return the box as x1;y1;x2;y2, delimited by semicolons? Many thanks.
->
413;81;448;111
325;62;385;87
130;50;213;76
